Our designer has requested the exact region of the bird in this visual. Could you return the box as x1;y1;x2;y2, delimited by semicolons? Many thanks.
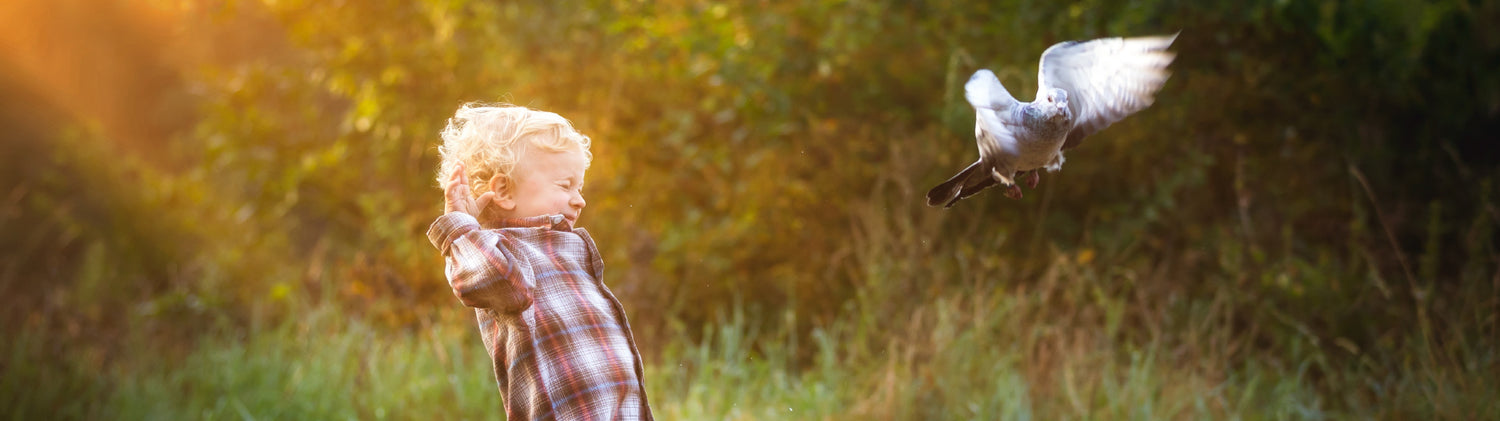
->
926;33;1177;208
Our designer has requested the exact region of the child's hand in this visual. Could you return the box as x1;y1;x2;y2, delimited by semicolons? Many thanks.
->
444;164;495;218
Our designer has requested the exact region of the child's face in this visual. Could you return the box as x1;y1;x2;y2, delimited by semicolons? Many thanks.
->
495;147;588;225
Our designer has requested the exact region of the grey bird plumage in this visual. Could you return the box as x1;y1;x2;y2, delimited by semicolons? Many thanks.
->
927;34;1178;208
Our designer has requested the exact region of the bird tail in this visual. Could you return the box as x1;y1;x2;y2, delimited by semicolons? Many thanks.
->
926;161;981;207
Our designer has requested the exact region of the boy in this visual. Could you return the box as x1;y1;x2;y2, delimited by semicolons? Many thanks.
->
426;104;652;420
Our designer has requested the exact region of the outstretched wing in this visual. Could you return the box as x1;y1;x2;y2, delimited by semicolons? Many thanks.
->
965;69;1018;111
965;69;1024;163
1037;33;1176;150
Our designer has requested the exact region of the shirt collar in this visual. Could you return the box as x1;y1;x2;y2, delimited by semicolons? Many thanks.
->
496;214;573;231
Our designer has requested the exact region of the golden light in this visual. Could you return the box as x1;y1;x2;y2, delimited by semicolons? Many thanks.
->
0;0;216;156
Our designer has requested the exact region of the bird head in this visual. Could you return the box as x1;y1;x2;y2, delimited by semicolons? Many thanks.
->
1045;88;1070;119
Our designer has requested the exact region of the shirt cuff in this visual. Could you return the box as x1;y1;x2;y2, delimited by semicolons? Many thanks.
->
427;212;481;255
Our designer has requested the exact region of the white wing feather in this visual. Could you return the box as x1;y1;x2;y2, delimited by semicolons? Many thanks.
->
964;69;1022;165
1037;33;1177;150
965;69;1018;111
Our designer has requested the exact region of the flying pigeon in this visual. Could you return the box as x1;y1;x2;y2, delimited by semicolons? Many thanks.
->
926;34;1177;207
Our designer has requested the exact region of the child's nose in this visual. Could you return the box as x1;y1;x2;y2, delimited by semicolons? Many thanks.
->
571;193;586;209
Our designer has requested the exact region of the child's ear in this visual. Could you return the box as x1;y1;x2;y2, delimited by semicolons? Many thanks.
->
490;174;516;211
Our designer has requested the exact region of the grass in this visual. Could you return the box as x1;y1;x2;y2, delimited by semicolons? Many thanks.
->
102;308;503;420
2;266;1339;420
645;289;1326;420
4;189;1494;419
7;277;1494;420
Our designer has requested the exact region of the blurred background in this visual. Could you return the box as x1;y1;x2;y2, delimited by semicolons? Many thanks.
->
3;0;1498;418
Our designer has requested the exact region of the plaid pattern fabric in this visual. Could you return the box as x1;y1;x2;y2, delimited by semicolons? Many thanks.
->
429;212;652;421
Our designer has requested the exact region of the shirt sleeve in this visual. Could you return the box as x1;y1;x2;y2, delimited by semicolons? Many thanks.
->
426;212;534;313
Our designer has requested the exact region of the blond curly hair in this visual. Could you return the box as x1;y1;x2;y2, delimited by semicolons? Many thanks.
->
435;103;593;198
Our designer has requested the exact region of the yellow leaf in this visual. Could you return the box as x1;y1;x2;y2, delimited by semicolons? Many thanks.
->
270;283;291;301
1076;249;1096;265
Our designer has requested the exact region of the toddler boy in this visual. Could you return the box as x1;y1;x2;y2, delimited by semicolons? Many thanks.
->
427;104;652;420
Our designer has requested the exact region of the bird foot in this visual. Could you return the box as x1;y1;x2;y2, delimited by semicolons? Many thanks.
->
1025;170;1040;189
1004;183;1023;199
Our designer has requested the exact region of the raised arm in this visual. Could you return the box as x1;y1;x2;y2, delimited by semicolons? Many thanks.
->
426;165;532;313
427;213;533;312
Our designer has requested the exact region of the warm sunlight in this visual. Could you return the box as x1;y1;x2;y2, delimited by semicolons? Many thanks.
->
0;0;192;154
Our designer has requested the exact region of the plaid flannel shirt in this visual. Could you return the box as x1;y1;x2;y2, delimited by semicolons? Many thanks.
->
428;212;653;421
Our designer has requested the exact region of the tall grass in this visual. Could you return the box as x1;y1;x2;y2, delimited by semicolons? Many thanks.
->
4;151;1494;419
7;199;1497;419
647;281;1326;420
2;287;1311;420
6;248;1492;420
99;307;503;420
